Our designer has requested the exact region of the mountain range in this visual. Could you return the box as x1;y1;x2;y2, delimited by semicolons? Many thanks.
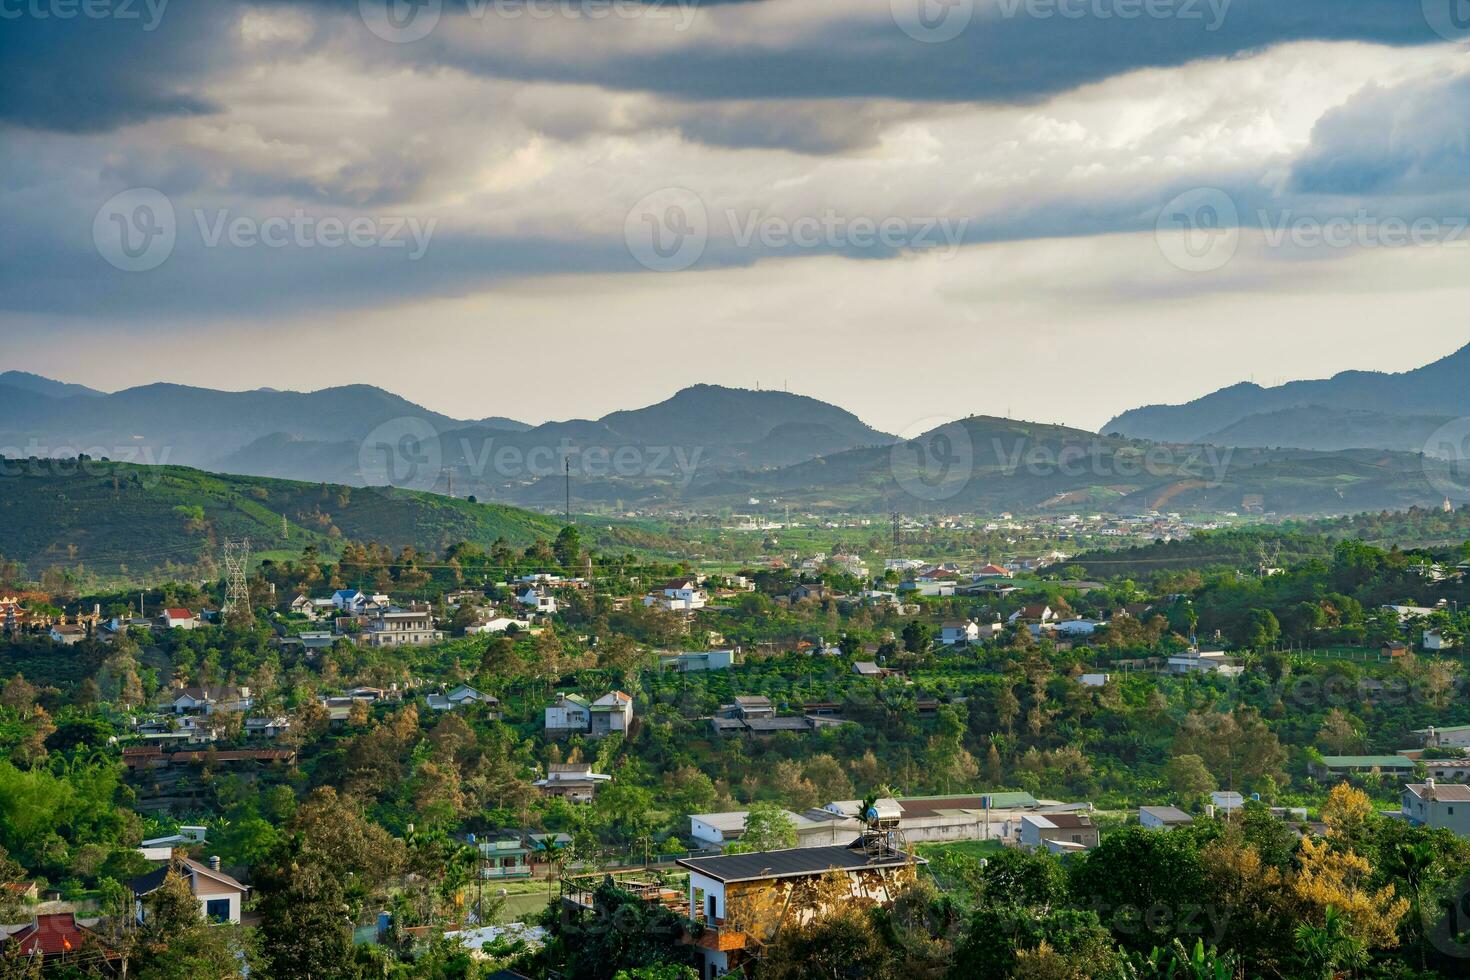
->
3;360;1468;517
1102;343;1470;453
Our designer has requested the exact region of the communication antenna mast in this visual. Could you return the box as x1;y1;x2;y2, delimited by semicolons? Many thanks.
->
281;513;289;539
564;457;572;523
892;511;902;555
222;538;254;625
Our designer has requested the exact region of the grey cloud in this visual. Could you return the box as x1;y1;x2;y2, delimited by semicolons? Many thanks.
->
1290;73;1470;196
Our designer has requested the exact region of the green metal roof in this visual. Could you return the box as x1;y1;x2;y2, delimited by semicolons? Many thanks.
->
1320;755;1416;769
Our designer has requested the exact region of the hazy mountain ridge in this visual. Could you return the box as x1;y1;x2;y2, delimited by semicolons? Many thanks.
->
1102;343;1470;449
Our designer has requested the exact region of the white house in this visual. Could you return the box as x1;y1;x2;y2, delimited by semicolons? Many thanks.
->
938;620;981;646
426;685;500;714
131;856;249;924
518;587;558;614
158;608;199;630
589;691;634;738
1425;629;1456;651
332;590;367;612
659;650;737;672
1055;619;1100;638
545;693;591;736
1167;648;1244;678
644;577;707;612
1139;805;1193;830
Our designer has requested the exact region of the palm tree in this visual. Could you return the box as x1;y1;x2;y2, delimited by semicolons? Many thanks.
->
1294;906;1369;979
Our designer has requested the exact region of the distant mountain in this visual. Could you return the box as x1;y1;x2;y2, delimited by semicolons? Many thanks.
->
1103;343;1470;450
0;458;561;579
3;376;890;496
0;377;526;472
0;371;103;399
1199;406;1454;454
211;383;896;497
663;415;1461;516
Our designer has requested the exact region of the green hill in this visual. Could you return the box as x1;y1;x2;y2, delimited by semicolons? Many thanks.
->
0;457;562;580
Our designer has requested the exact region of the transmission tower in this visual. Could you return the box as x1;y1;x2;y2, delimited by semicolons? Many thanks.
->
222;538;254;624
892;511;902;555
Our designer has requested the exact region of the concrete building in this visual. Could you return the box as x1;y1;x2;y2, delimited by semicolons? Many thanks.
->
1403;781;1470;837
1139;805;1193;830
1019;813;1099;852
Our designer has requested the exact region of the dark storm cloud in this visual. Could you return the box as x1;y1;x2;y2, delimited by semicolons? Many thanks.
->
0;3;237;132
0;0;1454;136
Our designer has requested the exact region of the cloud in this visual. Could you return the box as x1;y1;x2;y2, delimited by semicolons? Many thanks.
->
1290;68;1470;196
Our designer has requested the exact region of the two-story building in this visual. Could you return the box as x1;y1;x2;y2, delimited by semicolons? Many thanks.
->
644;578;707;613
545;693;590;737
358;605;442;647
131;856;250;924
1403;781;1470;837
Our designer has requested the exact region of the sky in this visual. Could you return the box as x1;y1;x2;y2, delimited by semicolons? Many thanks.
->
3;0;1470;435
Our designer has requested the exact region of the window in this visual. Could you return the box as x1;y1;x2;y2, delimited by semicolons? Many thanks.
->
205;898;231;921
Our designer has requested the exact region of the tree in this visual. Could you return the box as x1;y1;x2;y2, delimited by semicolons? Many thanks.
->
902;620;932;654
758;903;896;980
1315;709;1361;755
738;803;799;853
1164;754;1215;804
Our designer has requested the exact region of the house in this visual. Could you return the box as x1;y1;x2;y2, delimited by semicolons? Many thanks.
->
131;856;250;924
158;608;199;630
1402;781;1470;838
973;564;1012;579
589;691;635;738
1311;755;1418;779
518;587;558;615
464;615;531;635
852;661;887;678
1139;806;1194;830
688;810;862;849
165;685;253;715
1210;791;1245;815
137;826;208;861
534;762;610;803
1381;641;1410;661
1007;604;1055;625
677;841;922;978
659;649;737;672
790;583;829;603
243;715;291;738
1417;724;1470;750
1166;648;1244;678
1383;604;1437;623
823;792;1045;844
0;913;112;964
1020;813;1099;852
1425;629;1456;651
427;685;501;715
1078;673;1110;687
644;577;707;613
544;693;590;737
722;696;774;720
358;605;442;648
332;589;367;612
48;623;87;646
938;620;981;646
1054;619;1100;638
476;836;533;879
